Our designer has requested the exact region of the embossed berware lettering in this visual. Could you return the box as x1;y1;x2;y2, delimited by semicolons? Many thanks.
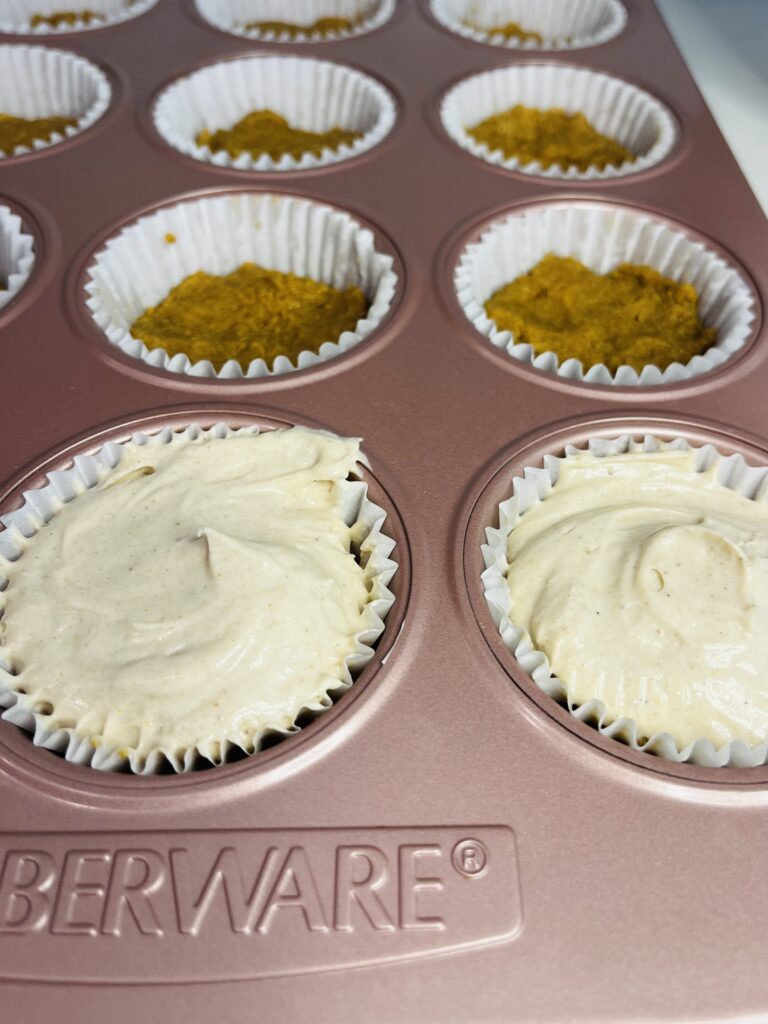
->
0;828;520;981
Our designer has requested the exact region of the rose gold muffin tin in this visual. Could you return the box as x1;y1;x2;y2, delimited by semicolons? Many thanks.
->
1;0;767;1018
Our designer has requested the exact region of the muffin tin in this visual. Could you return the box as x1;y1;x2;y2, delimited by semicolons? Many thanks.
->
1;0;767;1018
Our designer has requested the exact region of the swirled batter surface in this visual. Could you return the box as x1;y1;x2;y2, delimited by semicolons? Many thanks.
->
1;429;372;761
506;449;768;748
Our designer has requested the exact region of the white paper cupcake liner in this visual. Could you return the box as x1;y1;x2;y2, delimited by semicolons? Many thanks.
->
84;192;398;379
0;0;156;34
0;206;35;311
441;64;677;181
456;204;756;386
195;0;395;42
0;45;111;158
482;433;768;768
431;0;626;49
154;56;397;174
0;422;399;774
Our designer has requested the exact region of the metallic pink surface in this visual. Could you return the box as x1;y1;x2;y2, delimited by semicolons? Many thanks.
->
0;1;767;1019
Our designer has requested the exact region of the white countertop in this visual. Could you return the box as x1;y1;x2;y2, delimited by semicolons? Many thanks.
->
656;0;768;215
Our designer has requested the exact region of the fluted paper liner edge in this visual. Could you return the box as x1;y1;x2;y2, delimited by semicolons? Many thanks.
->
194;0;395;42
0;422;398;774
440;63;677;181
481;432;768;768
0;0;157;35
84;192;398;379
0;205;35;311
0;44;111;159
430;0;627;50
455;204;756;386
153;55;397;173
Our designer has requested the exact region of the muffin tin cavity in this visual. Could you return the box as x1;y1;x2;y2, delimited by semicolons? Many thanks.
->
0;205;35;311
153;56;397;173
430;0;627;50
0;45;111;159
455;202;757;386
0;418;400;775
440;64;677;181
0;0;157;34
194;0;396;42
478;428;768;769
83;192;398;380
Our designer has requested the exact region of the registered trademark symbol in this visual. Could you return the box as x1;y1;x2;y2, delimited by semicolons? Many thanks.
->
451;838;488;878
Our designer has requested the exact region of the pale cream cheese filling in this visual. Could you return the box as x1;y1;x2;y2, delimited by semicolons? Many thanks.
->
1;427;373;762
506;449;768;749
